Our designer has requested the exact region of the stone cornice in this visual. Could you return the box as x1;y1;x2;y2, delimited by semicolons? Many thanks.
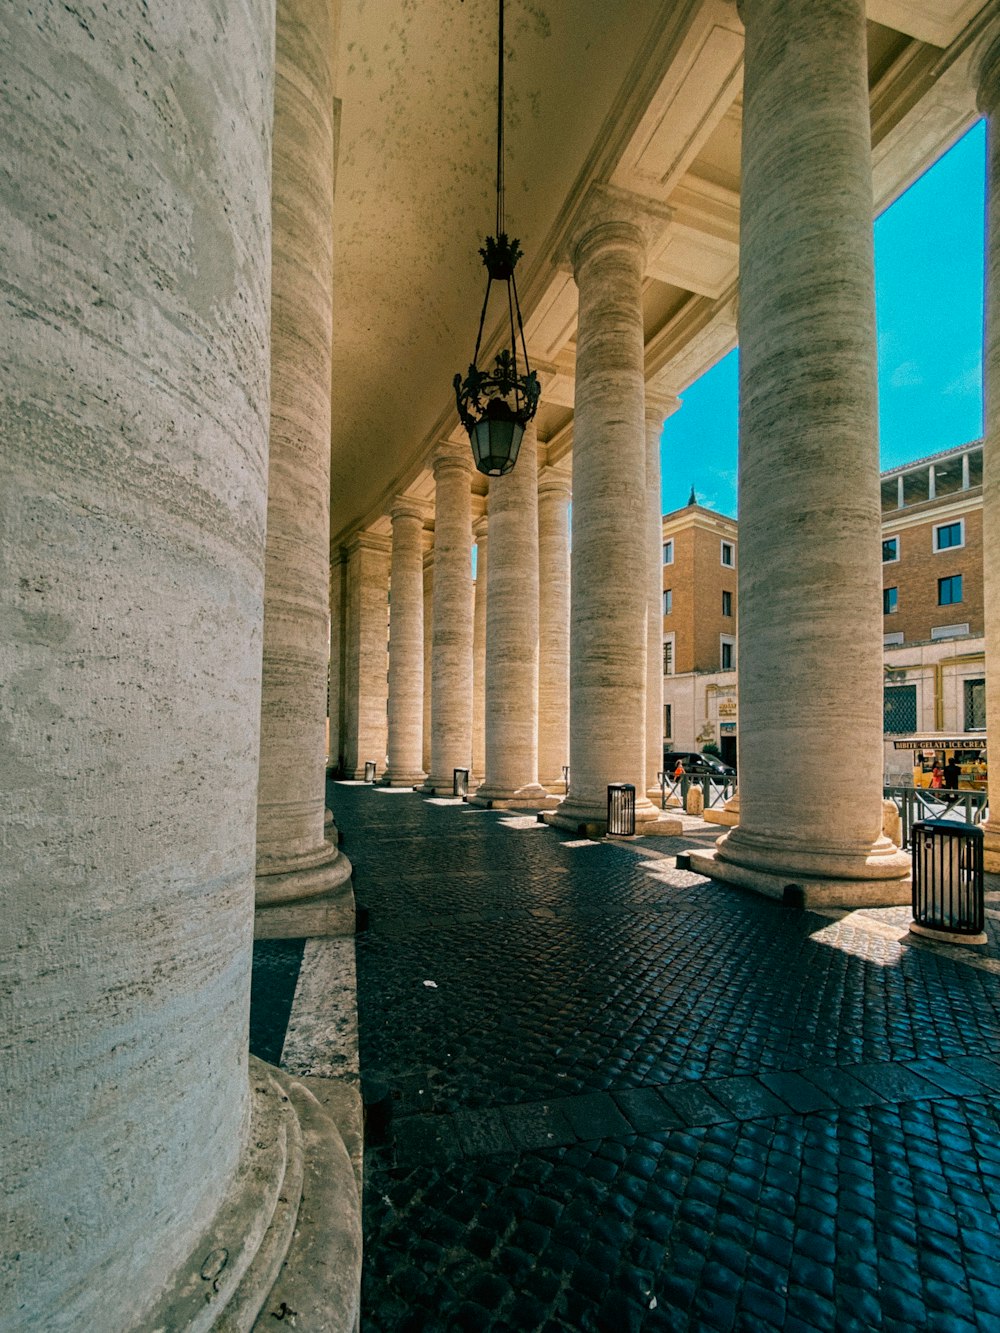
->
346;529;392;556
389;495;432;525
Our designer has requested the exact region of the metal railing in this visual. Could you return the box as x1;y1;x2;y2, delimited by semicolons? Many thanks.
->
658;771;736;811
883;784;987;850
607;783;636;836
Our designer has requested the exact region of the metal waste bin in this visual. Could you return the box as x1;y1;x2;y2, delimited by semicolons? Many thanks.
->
364;760;377;783
453;768;469;798
607;783;636;837
911;819;986;943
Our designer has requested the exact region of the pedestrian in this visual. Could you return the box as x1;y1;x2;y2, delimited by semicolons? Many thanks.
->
673;759;685;780
929;763;944;789
944;757;961;790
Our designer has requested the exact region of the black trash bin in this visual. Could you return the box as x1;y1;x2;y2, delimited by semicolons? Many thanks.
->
453;768;469;799
364;760;377;783
607;783;636;837
910;819;986;944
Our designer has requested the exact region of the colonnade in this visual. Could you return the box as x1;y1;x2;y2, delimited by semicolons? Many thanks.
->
6;0;1000;1323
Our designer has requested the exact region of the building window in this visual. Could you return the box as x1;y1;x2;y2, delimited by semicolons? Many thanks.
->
882;536;899;563
663;539;673;565
663;588;672;615
934;519;964;552
664;703;672;740
722;590;733;617
883;684;917;735
720;540;734;567
883;632;904;646
720;634;734;671
965;678;986;731
662;636;674;676
938;574;962;606
883;586;898;615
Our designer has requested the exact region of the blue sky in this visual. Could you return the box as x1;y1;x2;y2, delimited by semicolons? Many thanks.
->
661;118;987;518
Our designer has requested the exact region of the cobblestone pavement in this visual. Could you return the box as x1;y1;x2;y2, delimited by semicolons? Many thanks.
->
286;784;1000;1330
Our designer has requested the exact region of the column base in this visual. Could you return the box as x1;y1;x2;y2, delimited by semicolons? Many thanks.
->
703;807;739;826
687;846;913;908
382;770;426;788
418;772;479;797
255;840;355;939
469;782;562;810
141;1057;361;1332
542;795;682;839
983;820;1000;874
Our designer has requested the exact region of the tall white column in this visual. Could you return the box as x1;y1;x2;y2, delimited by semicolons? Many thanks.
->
0;1;274;1322
472;512;489;784
342;532;391;779
701;0;909;903
473;422;551;806
385;499;428;786
422;442;475;793
537;467;572;790
645;392;681;797
329;548;347;771
422;543;434;775
976;27;1000;873
549;187;671;835
256;0;353;921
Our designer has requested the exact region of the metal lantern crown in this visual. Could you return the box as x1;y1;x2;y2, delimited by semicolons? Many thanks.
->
453;0;539;477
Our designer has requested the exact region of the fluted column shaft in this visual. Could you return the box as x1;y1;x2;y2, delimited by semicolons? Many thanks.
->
475;422;549;803
560;216;658;827
343;532;391;778
645;394;680;794
424;443;474;791
256;0;342;875
385;502;427;785
716;0;907;887
472;515;489;783
977;31;1000;872
537;470;572;788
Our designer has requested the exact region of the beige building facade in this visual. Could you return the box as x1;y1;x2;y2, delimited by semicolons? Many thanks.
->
663;442;988;781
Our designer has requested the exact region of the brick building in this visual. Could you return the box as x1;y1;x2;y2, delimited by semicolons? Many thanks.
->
663;442;987;778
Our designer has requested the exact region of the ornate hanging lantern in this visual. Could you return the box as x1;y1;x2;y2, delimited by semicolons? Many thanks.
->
453;0;540;476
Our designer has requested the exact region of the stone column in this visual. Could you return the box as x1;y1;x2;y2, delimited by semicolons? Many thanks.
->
473;422;552;807
385;499;428;786
422;543;434;775
255;0;353;929
328;548;347;772
537;467;572;791
644;393;681;798
422;442;475;793
977;27;1000;873
342;531;391;779
695;0;909;903
547;187;675;835
472;512;489;784
0;1;281;1324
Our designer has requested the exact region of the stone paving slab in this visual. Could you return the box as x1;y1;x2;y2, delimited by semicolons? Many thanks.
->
310;784;1000;1330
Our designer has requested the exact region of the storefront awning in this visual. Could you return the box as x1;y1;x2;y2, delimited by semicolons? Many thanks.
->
892;736;987;751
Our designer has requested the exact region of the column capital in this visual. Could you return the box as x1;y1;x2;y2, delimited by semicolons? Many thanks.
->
564;183;673;275
645;389;682;428
390;495;431;525
975;17;1000;114
473;514;489;543
346;528;392;557
432;438;474;478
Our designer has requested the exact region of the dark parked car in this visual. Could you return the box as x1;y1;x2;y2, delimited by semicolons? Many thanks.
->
662;749;735;777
